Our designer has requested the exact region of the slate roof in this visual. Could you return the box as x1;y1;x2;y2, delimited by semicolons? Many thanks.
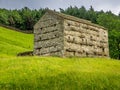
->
47;10;106;30
34;9;106;30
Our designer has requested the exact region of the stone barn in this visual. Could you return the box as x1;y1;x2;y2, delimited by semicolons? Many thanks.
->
34;10;109;57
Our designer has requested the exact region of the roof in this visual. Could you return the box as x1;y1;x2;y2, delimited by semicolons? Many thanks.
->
46;10;106;30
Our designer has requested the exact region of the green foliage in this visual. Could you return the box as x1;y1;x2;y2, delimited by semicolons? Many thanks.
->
0;57;120;90
0;7;46;30
87;6;98;23
8;10;23;28
60;6;98;23
0;9;9;25
97;13;120;59
0;26;33;56
109;30;120;59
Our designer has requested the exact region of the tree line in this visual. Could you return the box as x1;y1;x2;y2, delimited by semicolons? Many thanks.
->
0;6;120;59
0;7;46;30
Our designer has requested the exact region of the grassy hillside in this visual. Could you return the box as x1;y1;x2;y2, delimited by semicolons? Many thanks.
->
0;57;120;90
0;26;33;56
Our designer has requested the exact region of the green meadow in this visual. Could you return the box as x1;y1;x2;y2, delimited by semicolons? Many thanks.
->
0;26;120;90
0;26;33;56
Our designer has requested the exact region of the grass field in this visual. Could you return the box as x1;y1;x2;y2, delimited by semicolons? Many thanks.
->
0;26;33;56
0;26;120;90
0;57;120;90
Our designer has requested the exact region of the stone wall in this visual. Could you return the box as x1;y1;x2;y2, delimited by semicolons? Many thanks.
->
64;20;109;57
34;13;64;56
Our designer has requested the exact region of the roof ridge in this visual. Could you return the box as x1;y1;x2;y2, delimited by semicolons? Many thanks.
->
47;9;91;22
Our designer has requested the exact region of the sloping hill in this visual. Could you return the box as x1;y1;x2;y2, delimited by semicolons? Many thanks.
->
0;26;33;56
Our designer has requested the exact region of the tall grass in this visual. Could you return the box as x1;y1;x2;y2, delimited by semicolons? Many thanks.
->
0;57;120;90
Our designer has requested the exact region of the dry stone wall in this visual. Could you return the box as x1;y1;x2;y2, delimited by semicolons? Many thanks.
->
34;13;64;56
34;11;109;57
64;20;109;57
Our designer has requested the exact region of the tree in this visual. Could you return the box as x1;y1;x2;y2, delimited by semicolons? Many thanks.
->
0;9;9;25
109;30;120;59
86;6;98;23
97;13;120;59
